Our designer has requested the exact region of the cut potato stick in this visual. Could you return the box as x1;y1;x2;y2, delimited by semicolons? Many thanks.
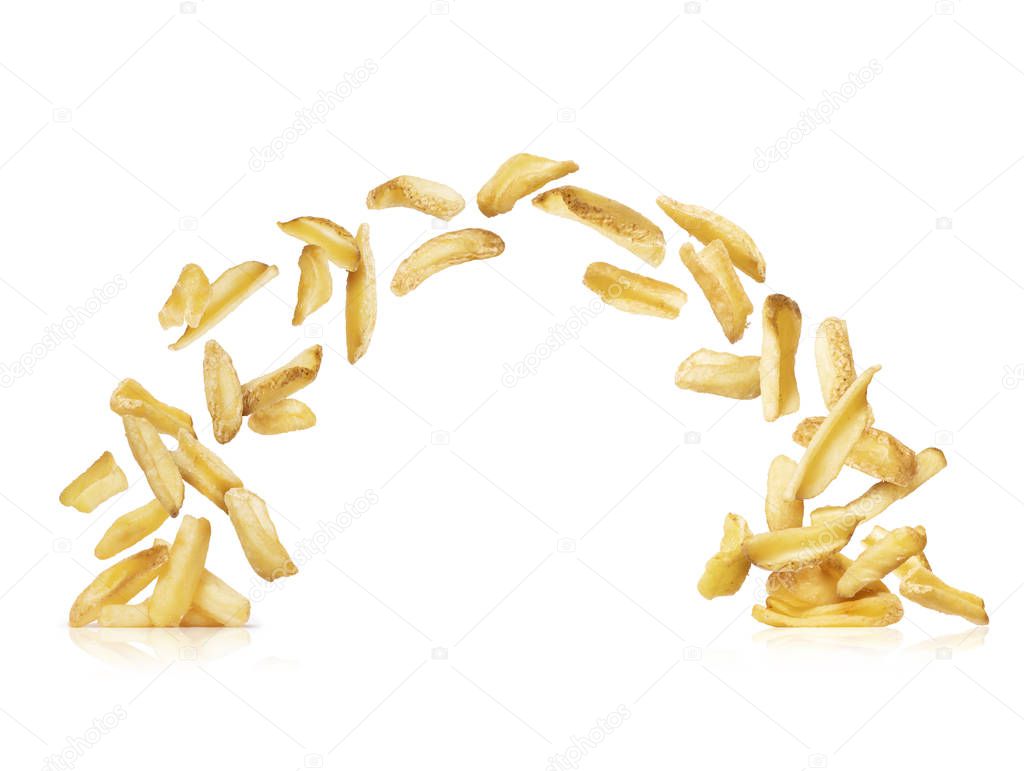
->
148;515;211;627
60;451;129;513
170;262;279;350
583;261;686;319
277;217;359;270
674;349;760;399
765;455;803;531
292;245;333;326
203;340;243;444
753;593;902;628
241;344;322;415
656;196;766;282
225;489;297;581
191;567;250;626
815;317;857;409
123;416;184;516
837;526;926;598
679;239;753;343
248;399;316;435
180;605;224;627
793;417;916;486
391;228;505;296
477;153;578;217
744;514;862;572
110;378;195;438
95;499;170;559
172;429;243;511
346;223;376;364
760;294;802;421
366;175;465;220
697;514;752;599
99;601;154;628
68;543;169;627
158;263;210;329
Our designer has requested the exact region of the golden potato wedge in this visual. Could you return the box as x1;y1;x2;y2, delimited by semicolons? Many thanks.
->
391;228;505;296
760;294;802;422
158;263;210;329
765;455;803;531
203;340;243;444
170;262;279;350
679;240;753;343
110;378;195;438
241;344;322;415
656;196;765;282
95;499;170;559
766;555;887;610
172;429;243;511
674;349;760;399
345;223;376;364
744;514;861;572
366;175;465;220
815;317;857;409
277;216;359;270
292;244;333;326
248;399;316;435
59;451;129;513
225;488;297;582
68;543;169;627
697;514;752;599
583;261;686;319
191;568;250;626
534;186;665;266
753;593;903;628
477;153;579;217
793;417;916;486
123;416;184;516
149;515;211;627
837;526;926;598
99;601;154;627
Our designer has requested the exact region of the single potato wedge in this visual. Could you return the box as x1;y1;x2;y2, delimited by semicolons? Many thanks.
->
765;455;803;531
345;223;377;364
241;344;322;415
248;399;316;435
679;240;753;343
391;228;505;296
159;263;210;329
292;244;333;326
277;217;359;270
170;262;279;350
123;416;184;516
583;261;686;319
477;153;578;217
203;340;244;444
95;499;170;560
225;488;297;582
675;349;760;399
366;175;465;220
697;514;753;599
110;378;195;438
60;451;129;513
760;294;802;422
148;515;211;627
172;430;243;511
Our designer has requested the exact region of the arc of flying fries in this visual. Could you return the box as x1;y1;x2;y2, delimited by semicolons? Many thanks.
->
58;151;986;630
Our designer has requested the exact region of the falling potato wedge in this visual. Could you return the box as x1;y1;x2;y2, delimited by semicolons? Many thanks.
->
148;515;211;627
391;228;504;296
346;223;376;364
225;488;297;582
583;262;686;319
366;175;465;220
191;566;251;626
793;417;916;486
248;399;316;435
765;455;803;531
815;317;858;409
292;245;333;326
837;526;927;598
760;294;802;422
744;514;862;572
241;344;322;415
277;217;359;270
68;543;169;627
109;378;195;438
59;451;129;513
203;340;243;444
697;514;753;599
679;240;753;343
158;263;210;329
99;601;156;628
674;349;760;399
534;186;665;266
477;153;579;217
95;499;170;560
170;262;279;350
172;429;243;511
656;196;766;282
123;416;184;516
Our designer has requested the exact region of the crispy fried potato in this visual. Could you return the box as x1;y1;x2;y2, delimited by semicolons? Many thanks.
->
248;399;316;435
148;515;211;627
277;217;359;270
203;340;243;444
346;223;376;364
191;567;250;626
60;451;129;513
680;240;753;343
391;228;504;296
477;153;579;217
815;317;857;409
292;244;333;326
68;543;168;627
172;429;243;511
95;499;170;559
123;416;183;516
766;455;803;531
99;601;154;627
656;196;765;282
241;344;322;415
534;186;665;266
793;417;916;486
697;514;752;599
674;349;760;399
366;175;465;220
766;555;887;610
225;489;297;582
583;261;686;319
760;294;802;421
753;593;902;627
744;514;862;572
110;378;195;438
158;263;210;329
838;526;926;598
170;262;279;350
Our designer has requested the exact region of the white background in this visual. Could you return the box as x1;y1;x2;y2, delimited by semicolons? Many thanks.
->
1;1;1022;769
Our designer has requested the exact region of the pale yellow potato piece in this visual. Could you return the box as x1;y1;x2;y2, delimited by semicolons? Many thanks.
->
149;515;211;627
346;223;376;364
477;153;578;217
753;593;903;628
241;344;322;415
95;499;170;560
99;601;153;628
697;514;752;599
68;543;168;627
225;489;297;582
391;228;505;296
123;416;183;516
766;555;887;610
277;217;359;270
815;317;857;409
793;417;916;486
292;244;333;326
787;365;879;500
110;378;195;438
760;294;802;422
679;240;753;343
367;175;465;220
180;605;225;627
172;429;243;512
158;263;210;329
838;526;926;598
674;349;760;399
765;455;803;531
59;451;129;513
534;186;665;266
170;262;279;350
656;196;765;282
248;399;316;435
191;568;250;626
744;514;861;572
583;261;686;319
203;340;243;444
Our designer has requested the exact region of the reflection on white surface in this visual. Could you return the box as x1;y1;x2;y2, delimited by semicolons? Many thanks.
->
752;627;905;653
903;626;988;655
69;626;251;668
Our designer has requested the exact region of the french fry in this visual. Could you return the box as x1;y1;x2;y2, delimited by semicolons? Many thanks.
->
765;456;803;531
99;601;153;628
366;175;465;220
225;489;297;581
172;429;243;511
786;365;879;500
68;543;168;627
793;417;916;486
815;317;857;408
95;499;170;559
697;514;752;599
534;186;665;266
148;515;211;627
277;217;359;270
123;416;184;516
760;294;801;421
744;514;861;572
158;263;210;329
477;153;579;217
110;378;195;438
837;526;926;598
679;240;753;343
241;344;322;415
191;567;250;626
583;262;686;319
292;245;333;326
753;593;903;628
170;262;280;350
203;340;243;444
345;223;376;364
656;196;766;282
180;605;225;627
59;451;129;513
391;228;504;296
674;349;760;399
248;399;316;435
